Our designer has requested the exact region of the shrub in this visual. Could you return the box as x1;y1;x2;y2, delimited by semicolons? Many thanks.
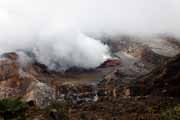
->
46;101;69;120
160;104;180;120
0;98;29;120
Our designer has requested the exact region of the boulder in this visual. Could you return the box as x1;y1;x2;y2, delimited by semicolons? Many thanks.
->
23;80;55;108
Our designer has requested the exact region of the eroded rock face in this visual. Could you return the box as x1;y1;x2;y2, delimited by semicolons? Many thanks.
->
0;53;22;98
0;52;55;107
0;87;21;99
0;53;19;82
133;54;180;97
108;36;180;72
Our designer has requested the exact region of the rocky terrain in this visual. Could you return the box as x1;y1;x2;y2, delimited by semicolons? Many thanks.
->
0;36;180;120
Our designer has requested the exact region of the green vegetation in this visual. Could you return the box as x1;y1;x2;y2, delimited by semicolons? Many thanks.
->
46;101;70;120
160;104;180;120
0;99;70;120
0;98;29;120
147;101;180;120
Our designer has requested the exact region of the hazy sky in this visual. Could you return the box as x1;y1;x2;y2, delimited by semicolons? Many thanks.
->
0;0;180;35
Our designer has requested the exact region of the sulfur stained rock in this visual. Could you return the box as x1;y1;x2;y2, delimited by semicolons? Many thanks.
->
0;52;55;107
0;53;22;99
0;57;19;81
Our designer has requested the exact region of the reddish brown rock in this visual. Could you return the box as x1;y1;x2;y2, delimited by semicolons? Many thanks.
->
99;59;121;68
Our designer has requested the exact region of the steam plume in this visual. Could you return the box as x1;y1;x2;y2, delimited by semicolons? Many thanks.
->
0;0;179;70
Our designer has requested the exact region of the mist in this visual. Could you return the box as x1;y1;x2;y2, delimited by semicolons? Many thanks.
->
0;0;179;70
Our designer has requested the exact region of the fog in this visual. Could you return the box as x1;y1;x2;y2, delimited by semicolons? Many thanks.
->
0;0;179;70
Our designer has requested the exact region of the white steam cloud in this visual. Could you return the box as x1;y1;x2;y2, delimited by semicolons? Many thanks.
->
0;0;179;70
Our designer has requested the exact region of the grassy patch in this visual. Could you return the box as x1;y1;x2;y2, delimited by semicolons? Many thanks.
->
46;101;70;120
160;104;180;120
0;98;29;120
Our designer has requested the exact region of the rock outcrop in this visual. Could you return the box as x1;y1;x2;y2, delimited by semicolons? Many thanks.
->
0;52;55;107
133;54;180;97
